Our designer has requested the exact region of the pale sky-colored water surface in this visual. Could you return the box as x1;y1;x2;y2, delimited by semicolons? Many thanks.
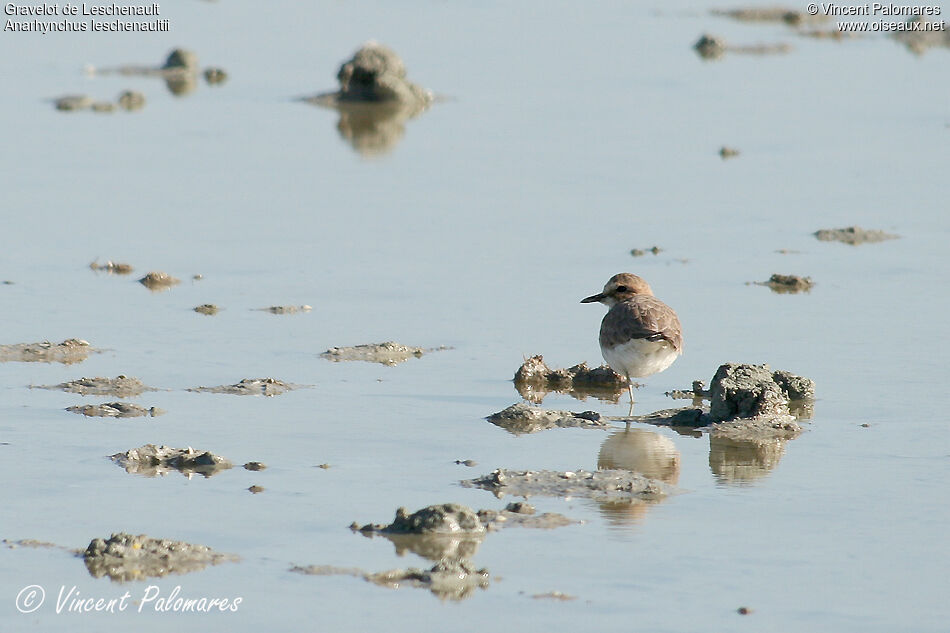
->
1;1;949;631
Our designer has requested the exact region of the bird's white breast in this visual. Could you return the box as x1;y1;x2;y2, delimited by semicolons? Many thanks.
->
601;337;680;379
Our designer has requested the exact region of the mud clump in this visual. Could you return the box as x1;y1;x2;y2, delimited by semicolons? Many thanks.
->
487;403;608;435
40;375;151;398
53;92;145;114
162;49;198;71
331;42;431;108
291;560;489;602
194;304;220;315
117;90;146;111
814;226;899;245
464;468;670;502
709;363;814;423
359;504;486;536
514;354;627;403
203;67;228;85
138;271;180;291
754;274;814;293
54;95;93;111
67;402;164;418
89;259;134;274
630;246;663;257
894;16;950;54
187;378;299;396
712;6;826;25
110;444;233;478
83;532;238;581
476;504;578;531
719;146;741;159
302;43;434;157
0;339;92;365
258;305;312;315
694;33;792;60
321;341;449;366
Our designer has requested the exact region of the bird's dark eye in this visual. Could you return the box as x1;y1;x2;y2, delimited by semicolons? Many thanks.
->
616;286;627;292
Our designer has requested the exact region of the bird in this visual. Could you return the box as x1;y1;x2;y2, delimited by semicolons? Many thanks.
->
581;273;683;406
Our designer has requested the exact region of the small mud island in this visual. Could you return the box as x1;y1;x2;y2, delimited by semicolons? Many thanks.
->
83;532;238;581
814;226;899;245
0;339;93;365
301;43;434;156
187;378;301;396
110;444;233;478
513;354;628;404
321;342;449;366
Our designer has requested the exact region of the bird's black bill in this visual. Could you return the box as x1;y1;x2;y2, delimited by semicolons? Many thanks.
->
580;293;605;304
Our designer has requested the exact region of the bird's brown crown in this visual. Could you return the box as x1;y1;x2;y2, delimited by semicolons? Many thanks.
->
581;273;654;306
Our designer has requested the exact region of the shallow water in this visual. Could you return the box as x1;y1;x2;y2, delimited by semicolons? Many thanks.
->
2;1;949;631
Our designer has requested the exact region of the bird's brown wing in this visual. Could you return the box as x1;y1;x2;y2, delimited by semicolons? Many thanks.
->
599;296;683;351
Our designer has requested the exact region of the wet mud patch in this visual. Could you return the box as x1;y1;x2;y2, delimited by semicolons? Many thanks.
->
194;304;220;315
814;225;899;245
487;403;609;435
354;504;486;536
751;274;814;293
533;591;577;601
514;354;628;404
110;444;234;478
711;6;827;26
321;342;450;366
67;402;164;418
187;378;301;396
138;271;180;291
476;503;579;530
291;560;490;602
719;146;741;159
894;16;950;54
53;91;146;113
353;502;578;538
463;469;671;502
300;504;495;600
83;532;238;581
256;305;312;315
0;339;93;365
2;538;65;550
693;33;792;60
38;375;153;398
89;259;134;274
87;49;226;96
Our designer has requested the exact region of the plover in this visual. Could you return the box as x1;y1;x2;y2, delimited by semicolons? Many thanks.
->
581;273;683;404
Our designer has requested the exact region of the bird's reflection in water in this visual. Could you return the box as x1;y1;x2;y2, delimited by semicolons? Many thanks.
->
595;427;681;527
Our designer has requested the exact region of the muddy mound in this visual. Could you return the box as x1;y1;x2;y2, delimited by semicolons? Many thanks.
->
83;532;237;581
464;468;670;502
187;378;300;396
487;403;608;434
67;402;163;418
40;375;152;397
0;339;92;364
514;355;627;403
321;342;449;366
110;444;233;478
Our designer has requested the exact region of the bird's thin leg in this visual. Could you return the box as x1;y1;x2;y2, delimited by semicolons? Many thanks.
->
626;379;635;416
